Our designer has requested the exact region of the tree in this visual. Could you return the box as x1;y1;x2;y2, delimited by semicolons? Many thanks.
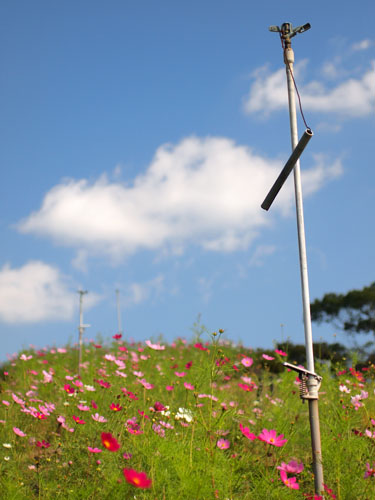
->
310;282;375;338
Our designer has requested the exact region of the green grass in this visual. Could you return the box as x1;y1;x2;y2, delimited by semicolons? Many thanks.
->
0;331;374;499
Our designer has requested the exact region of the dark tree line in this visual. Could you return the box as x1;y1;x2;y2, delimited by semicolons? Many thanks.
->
310;282;375;339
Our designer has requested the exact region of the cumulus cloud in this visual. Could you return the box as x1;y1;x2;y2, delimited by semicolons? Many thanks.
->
123;275;164;306
244;62;375;118
18;136;342;259
0;261;86;323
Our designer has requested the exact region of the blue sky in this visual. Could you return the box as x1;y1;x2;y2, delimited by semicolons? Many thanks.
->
0;1;374;361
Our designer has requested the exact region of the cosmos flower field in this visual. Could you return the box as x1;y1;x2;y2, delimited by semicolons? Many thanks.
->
0;331;374;499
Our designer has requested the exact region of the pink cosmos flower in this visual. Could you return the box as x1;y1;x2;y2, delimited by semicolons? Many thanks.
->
217;438;230;449
13;427;26;437
262;354;275;361
152;423;165;437
77;404;90;411
175;371;186;377
33;412;47;420
339;384;350;393
12;393;25;406
258;428;287;447
123;389;138;400
138;379;154;390
138;410;149;419
152;401;166;412
239;423;257;441
20;354;33;361
88;447;102;453
145;340;165;350
110;403;122;412
36;440;50;448
63;384;75;394
96;379;111;388
43;370;53;383
184;382;195;391
241;357;253;368
238;383;254;392
275;349;287;356
72;415;86;424
91;413;107;423
277;460;304;474
166;385;174;391
323;483;337;499
279;469;299;489
123;452;133;460
364;462;375;478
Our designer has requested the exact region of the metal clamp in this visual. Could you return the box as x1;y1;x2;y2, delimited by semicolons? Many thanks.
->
283;362;322;401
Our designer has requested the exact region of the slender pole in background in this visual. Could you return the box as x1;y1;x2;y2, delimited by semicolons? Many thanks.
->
265;22;324;496
78;290;88;376
116;289;123;336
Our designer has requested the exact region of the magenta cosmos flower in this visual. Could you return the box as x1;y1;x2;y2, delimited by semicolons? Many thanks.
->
101;432;120;452
123;468;152;488
364;462;375;478
258;429;287;447
275;349;287;356
239;423;257;441
279;469;299;489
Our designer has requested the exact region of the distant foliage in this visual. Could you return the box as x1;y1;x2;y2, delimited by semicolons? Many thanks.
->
311;282;375;337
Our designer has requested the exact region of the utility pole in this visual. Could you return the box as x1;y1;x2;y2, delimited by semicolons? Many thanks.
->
77;290;89;376
115;289;123;336
263;22;324;496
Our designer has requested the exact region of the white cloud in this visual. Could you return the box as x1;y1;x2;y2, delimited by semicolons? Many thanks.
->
244;62;375;118
249;245;276;267
123;275;164;306
0;261;101;324
18;136;342;259
0;261;75;323
351;39;373;51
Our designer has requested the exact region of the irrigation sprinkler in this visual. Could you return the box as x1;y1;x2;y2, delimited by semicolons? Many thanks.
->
262;22;324;496
116;289;123;336
77;290;90;376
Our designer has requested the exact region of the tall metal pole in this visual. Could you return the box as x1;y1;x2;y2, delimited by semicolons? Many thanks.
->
78;290;88;376
116;289;123;336
282;24;324;495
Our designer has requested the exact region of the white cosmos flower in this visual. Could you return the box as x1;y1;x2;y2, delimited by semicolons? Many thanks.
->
175;408;194;423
